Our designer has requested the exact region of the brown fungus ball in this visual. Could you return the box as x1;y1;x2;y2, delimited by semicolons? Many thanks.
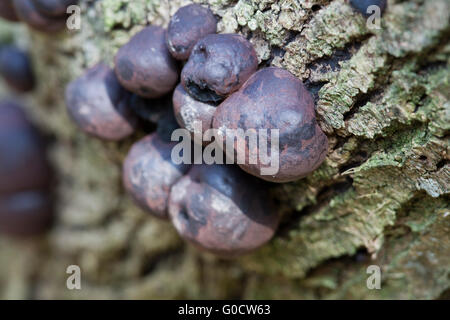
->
173;83;216;139
34;0;78;17
0;0;20;22
212;67;328;183
181;33;258;103
123;132;191;219
168;164;279;257
166;4;217;61
0;100;53;236
65;62;137;141
13;0;67;33
0;45;35;93
114;26;179;99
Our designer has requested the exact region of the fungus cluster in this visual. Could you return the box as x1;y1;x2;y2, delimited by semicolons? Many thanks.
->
63;3;331;256
0;100;53;236
0;0;78;33
0;0;388;248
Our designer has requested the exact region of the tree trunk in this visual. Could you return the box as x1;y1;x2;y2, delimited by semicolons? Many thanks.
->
0;0;448;299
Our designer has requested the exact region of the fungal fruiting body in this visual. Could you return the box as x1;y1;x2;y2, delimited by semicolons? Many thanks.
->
58;7;330;255
114;26;179;99
166;4;217;61
123;132;191;219
12;0;68;33
0;45;35;93
0;100;53;236
181;33;258;103
65;62;137;141
212;67;328;183
168;164;279;257
173;83;217;138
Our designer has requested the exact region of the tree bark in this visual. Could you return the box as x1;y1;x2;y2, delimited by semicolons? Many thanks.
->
0;0;448;299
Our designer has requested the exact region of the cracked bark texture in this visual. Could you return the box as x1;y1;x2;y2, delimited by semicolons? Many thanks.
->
0;0;448;299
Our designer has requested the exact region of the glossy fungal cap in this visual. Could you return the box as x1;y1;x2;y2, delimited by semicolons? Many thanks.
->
181;33;258;103
0;0;20;22
13;0;68;33
123;133;191;219
168;164;280;257
0;101;51;194
212;67;328;183
114;26;179;99
167;4;217;61
65;62;137;141
34;0;78;17
349;0;387;17
0;46;35;93
0;101;53;237
173;83;216;138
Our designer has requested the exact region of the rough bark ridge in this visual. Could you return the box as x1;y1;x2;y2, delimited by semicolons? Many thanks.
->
0;0;448;299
